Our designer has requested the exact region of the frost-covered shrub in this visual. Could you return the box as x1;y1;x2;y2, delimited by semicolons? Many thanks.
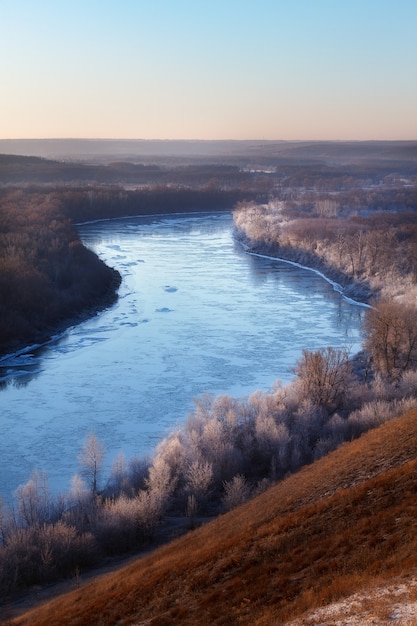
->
135;489;165;539
323;413;349;444
346;398;417;438
397;370;417;398
14;470;53;527
105;453;130;497
63;474;95;532
222;475;251;511
347;400;395;436
95;495;140;553
183;461;213;512
0;522;98;593
255;414;291;475
127;455;149;492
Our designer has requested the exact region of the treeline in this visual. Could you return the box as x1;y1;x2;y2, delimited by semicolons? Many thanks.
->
272;165;417;192
2;149;417;190
1;184;263;224
2;339;417;597
0;190;121;353
0;154;267;189
57;185;261;222
279;184;417;214
233;190;417;303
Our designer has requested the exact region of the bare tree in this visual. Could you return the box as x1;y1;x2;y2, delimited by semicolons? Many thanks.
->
78;433;106;495
364;300;417;379
344;229;367;278
294;346;353;413
315;197;338;217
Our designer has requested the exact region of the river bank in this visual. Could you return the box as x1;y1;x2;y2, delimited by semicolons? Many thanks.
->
232;199;417;308
234;230;374;306
0;268;121;364
234;235;373;384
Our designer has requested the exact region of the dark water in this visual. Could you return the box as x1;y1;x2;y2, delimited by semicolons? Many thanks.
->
0;212;364;497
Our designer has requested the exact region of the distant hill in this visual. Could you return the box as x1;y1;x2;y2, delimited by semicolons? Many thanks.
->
1;141;416;186
1;138;416;167
10;408;417;625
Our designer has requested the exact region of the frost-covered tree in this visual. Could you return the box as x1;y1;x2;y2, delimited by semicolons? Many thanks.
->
153;432;186;485
145;456;177;518
183;461;213;510
78;433;106;495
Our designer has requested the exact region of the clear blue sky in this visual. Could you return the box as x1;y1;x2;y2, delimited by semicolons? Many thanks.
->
1;0;416;140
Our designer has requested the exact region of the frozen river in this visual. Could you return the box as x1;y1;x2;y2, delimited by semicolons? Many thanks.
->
0;212;364;498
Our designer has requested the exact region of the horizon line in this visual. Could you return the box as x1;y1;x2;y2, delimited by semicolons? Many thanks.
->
1;137;417;143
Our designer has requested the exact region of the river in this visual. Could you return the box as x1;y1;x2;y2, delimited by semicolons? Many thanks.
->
0;212;364;498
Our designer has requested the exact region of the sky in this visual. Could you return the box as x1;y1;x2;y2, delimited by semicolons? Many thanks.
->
1;0;417;141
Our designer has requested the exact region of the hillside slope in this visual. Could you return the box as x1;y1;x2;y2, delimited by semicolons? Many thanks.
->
9;409;417;626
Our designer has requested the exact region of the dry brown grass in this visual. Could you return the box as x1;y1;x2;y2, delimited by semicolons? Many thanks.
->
8;409;417;626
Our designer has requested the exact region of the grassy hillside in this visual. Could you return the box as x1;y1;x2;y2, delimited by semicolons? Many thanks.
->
8;408;417;625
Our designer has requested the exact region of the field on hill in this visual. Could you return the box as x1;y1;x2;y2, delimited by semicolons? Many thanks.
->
6;408;417;625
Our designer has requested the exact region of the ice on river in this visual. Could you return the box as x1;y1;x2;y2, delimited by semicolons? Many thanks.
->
0;212;364;499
